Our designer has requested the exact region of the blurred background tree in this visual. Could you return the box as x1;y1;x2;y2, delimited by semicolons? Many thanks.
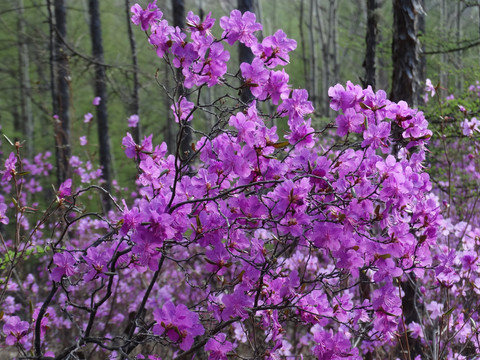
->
0;0;479;195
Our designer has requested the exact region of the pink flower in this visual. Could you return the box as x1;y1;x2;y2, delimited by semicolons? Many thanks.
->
152;301;205;351
3;316;30;346
84;112;93;123
128;114;139;128
205;333;233;360
220;10;262;47
92;96;101;106
79;136;88;146
51;252;77;281
2;152;17;182
57;178;72;199
171;97;195;123
425;78;436;98
0;203;8;225
186;11;215;35
252;29;297;68
131;1;162;31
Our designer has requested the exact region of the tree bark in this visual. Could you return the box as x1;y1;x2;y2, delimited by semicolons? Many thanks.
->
89;0;112;212
50;0;71;186
391;4;424;359
364;0;378;90
17;0;34;160
308;0;317;110
238;0;255;104
171;0;193;163
125;0;141;146
390;0;423;107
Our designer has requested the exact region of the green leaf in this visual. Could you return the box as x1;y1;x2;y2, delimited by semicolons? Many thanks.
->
443;306;455;317
272;141;290;149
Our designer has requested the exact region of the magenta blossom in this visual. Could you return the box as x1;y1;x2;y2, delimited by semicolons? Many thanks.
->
205;333;233;360
152;301;204;351
2;152;17;182
131;1;162;31
3;316;30;346
0;203;9;225
128;114;139;128
51;251;77;281
186;11;215;35
84;112;93;123
220;10;262;46
57;178;72;199
171;97;195;123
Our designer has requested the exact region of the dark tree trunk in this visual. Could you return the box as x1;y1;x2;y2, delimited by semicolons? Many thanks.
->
89;0;112;212
17;0;34;160
418;0;426;105
50;0;71;186
391;4;424;359
390;0;422;107
171;0;192;163
364;0;378;90
238;0;255;104
126;0;141;146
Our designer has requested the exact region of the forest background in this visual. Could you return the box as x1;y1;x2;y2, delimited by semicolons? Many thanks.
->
1;0;479;202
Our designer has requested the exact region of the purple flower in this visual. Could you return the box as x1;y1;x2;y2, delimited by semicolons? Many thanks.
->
220;10;262;46
51;252;77;282
221;287;253;321
335;108;364;137
79;136;88;146
462;117;480;137
0;203;9;225
361;121;390;152
83;247;112;282
426;301;444;319
84;112;93;123
131;1;162;31
122;133;138;159
265;69;290;105
3;316;30;346
205;333;233;360
57;178;72;199
128;114;139;128
252;29;297;68
171;97;195;123
153;301;204;351
2;152;17;182
278;89;314;123
186;11;215;35
425;78;436;99
240;58;270;99
149;20;175;58
92;96;101;106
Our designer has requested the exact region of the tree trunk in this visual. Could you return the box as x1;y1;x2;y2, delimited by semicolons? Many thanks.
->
171;0;193;163
299;0;309;93
455;0;463;93
390;0;422;107
238;0;255;104
308;0;317;110
440;0;448;91
391;3;424;359
17;0;34;160
417;0;426;105
125;0;141;146
364;0;378;90
89;0;112;212
50;0;71;186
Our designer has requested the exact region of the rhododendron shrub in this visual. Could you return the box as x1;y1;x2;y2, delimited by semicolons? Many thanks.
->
2;3;474;360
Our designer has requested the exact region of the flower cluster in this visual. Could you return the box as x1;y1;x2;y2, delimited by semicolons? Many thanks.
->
1;4;474;360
